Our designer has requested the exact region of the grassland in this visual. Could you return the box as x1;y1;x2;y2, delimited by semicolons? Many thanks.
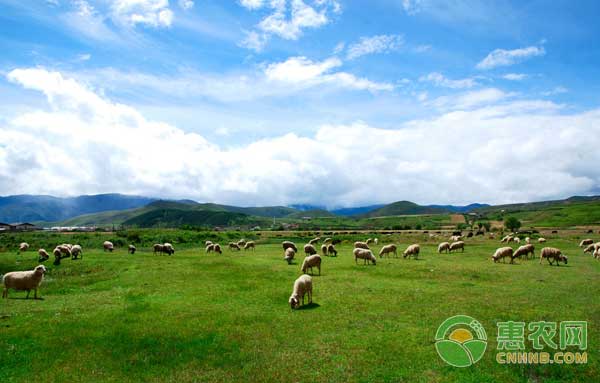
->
1;232;599;382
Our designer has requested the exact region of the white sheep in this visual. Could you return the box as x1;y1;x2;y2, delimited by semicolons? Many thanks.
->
128;245;136;254
488;233;496;240
229;242;241;251
326;244;337;257
525;237;531;244
205;244;215;253
308;237;321;245
354;241;370;250
103;241;114;252
366;238;374;245
289;274;313;309
323;237;332;244
354;248;376;265
540;247;568;266
163;243;175;255
374;238;379;245
19;242;29;252
500;235;513;243
205;240;213;246
153;244;164;255
593;248;600;259
71;244;83;259
512;244;535;262
38;248;49;262
2;265;47;299
403;244;420;259
237;239;247;248
583;243;600;254
437;242;450;254
56;245;71;259
52;247;62;265
213;244;222;254
284;248;296;264
449;241;465;253
320;244;328;256
579;239;594;247
538;238;547;243
492;247;513;263
282;241;298;252
379;244;397;258
301;254;322;275
244;241;255;251
304;243;317;256
513;237;521;244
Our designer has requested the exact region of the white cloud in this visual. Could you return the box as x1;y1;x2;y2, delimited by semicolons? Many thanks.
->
111;0;174;28
333;41;345;54
502;73;527;81
239;0;265;10
346;34;404;60
77;53;92;61
239;30;269;52
430;88;511;110
179;0;194;10
541;86;568;96
3;68;600;207
477;46;545;70
401;0;424;15
419;72;477;89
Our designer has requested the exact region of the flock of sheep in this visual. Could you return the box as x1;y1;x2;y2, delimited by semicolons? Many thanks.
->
3;232;597;303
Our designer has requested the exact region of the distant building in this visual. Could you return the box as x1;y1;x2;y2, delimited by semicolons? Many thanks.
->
0;222;11;231
9;222;39;231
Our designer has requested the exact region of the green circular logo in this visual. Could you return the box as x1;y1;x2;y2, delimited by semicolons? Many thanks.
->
435;315;487;367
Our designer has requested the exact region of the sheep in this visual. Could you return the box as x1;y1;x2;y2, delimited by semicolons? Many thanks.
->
538;238;547;243
450;235;462;242
354;241;370;250
492;247;513;263
153;244;165;255
308;237;321;245
379;244;397;258
500;235;513;243
320;244;328;256
71;244;83;260
289;274;313;309
2;265;47;299
489;233;496;240
540;247;568;266
403;244;420;259
437;242;450;254
525;237;531;244
19;242;29;252
366;238;374;245
38;249;49;263
244;241;255;251
594;248;600;259
374;238;379;245
229;242;241;251
282;241;298;252
237;239;247;248
304;244;317;256
128;245;136;254
103;241;114;252
579;239;594;247
513;237;521;244
56;245;71;259
205;240;213;246
583;243;600;254
52;247;62;265
301;254;322;276
213;244;222;254
326;244;337;257
284;248;296;264
449;241;465;253
353;248;376;265
206;244;215;253
62;243;73;251
323;237;332;244
163;243;175;256
512;244;535;262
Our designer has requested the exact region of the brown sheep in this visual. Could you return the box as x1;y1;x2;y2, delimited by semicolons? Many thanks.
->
540;247;568;266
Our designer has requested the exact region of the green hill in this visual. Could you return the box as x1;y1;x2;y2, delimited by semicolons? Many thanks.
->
286;209;336;219
122;208;265;228
357;201;450;218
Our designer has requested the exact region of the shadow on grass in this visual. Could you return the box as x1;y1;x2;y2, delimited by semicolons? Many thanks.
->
7;296;44;300
297;302;320;310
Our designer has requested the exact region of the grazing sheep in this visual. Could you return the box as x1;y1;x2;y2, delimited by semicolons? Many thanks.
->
513;237;521;244
206;244;215;253
403;244;420;259
540;247;568;266
353;248;376;265
593;248;600;259
492;247;513;263
2;265;47;299
326;244;337;257
38;249;49;263
62;244;73;251
284;248;296;264
289;274;313;309
213;244;222;254
489;233;496;240
244;241;255;251
308;237;321;245
437;242;450;254
449;241;465;253
52;247;62;265
320;244;328;256
163;243;175;256
19;242;29;252
103;241;114;252
237;239;247;248
282;241;298;252
304;244;317;256
583;243;600;254
500;235;513;243
374;238;379;245
525;237;531;244
128;245;136;255
354;241;370;250
579;239;594;247
323;237;332;244
301;255;322;276
538;238;547;243
71;244;83;260
205;240;213;246
450;235;463;242
229;242;241;251
512;244;535;261
153;244;165;255
379;244;397;258
366;238;374;245
56;245;71;259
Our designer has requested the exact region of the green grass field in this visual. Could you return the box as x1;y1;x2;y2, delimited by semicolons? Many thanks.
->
1;235;599;382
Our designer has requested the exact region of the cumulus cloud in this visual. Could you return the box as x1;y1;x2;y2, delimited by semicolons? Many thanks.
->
346;34;404;60
502;73;527;81
429;88;511;110
110;0;174;28
541;86;568;96
419;72;477;89
477;46;545;70
2;68;600;207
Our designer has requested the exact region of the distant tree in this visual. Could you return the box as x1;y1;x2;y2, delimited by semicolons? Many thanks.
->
482;222;491;232
456;223;467;230
477;222;483;229
504;217;522;232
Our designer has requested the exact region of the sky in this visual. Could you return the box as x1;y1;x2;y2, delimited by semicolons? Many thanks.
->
1;0;600;208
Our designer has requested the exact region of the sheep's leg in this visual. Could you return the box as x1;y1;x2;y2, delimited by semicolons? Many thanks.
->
2;288;7;299
26;289;30;299
34;289;38;299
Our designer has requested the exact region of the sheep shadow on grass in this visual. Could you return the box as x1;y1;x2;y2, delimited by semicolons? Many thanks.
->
297;302;320;310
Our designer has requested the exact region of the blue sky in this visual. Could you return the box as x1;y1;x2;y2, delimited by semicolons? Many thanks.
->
1;0;600;207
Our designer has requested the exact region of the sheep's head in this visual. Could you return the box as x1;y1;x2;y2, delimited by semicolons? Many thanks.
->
289;296;299;309
561;255;568;264
34;265;47;275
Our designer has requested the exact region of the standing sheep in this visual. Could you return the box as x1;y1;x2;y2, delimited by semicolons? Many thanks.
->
18;242;29;253
579;239;594;247
71;245;83;260
153;244;165;255
237;239;247;248
244;241;255;251
583;243;600;254
320;244;328;256
354;241;370;250
326;244;337;257
2;265;47;299
500;235;513;243
513;237;521;244
205;240;213;246
437;242;450;254
374;238;379;245
379;244;397;258
492;247;513;263
52;247;62;265
323;237;332;244
103;241;114;252
282;241;298;252
308;237;321;245
289;274;313;309
525;237;531;244
538;238;547;243
593;248;600;259
353;248;376;265
449;241;465;253
304;244;317;256
512;244;535;262
301;255;322;276
403;244;420;259
213;244;222;254
163;243;175;255
128;245;136;255
229;242;241;251
366;238;374;245
205;244;215;254
38;249;49;262
540;247;568;266
284;248;296;264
